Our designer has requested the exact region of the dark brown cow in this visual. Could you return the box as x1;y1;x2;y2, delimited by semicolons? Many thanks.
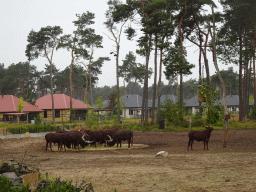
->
187;125;214;150
107;130;133;148
45;132;64;151
84;130;113;148
45;131;92;151
66;130;92;150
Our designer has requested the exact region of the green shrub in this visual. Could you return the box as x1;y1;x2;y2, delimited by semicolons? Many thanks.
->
84;109;99;129
35;178;93;192
249;105;256;120
0;176;30;192
7;123;59;134
35;114;41;125
159;99;186;126
191;111;203;127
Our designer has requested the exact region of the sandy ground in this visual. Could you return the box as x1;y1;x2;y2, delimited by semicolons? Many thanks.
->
1;129;256;192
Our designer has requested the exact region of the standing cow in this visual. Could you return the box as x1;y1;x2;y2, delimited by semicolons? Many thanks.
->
107;130;133;148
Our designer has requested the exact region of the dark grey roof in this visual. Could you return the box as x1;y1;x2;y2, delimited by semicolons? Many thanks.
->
155;94;177;106
94;100;110;109
102;100;110;108
217;95;254;106
184;95;206;107
121;94;152;108
184;94;254;108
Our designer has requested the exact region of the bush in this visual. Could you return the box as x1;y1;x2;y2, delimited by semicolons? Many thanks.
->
7;123;59;134
249;105;256;120
35;178;94;192
0;176;94;192
159;99;186;126
191;111;203;127
0;176;30;192
35;114;41;125
84;109;100;129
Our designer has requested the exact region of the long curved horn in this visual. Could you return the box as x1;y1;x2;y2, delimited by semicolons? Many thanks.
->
107;135;113;142
82;134;94;144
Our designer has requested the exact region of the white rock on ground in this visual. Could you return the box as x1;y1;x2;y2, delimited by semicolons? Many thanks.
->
156;151;168;157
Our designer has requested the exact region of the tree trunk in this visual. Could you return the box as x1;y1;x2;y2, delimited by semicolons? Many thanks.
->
254;55;256;106
70;30;78;122
212;5;228;148
44;41;56;124
179;73;183;110
151;35;158;124
116;44;121;123
243;62;248;118
239;32;244;122
199;43;203;115
157;48;163;123
142;34;152;124
50;63;55;124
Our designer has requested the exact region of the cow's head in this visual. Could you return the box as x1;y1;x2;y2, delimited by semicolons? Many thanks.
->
81;134;94;144
202;124;214;132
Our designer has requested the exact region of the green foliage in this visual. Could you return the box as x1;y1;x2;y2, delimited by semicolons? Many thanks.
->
198;80;221;125
191;111;204;127
69;109;75;123
163;47;195;78
7;123;58;134
94;96;104;109
35;178;90;192
0;176;94;192
159;98;186;126
249;95;254;104
17;97;27;113
84;109;99;129
23;87;36;105
0;176;30;192
35;114;41;125
119;51;152;84
249;105;256;120
26;26;63;61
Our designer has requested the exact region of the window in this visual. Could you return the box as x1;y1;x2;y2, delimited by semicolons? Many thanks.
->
129;110;133;115
44;111;47;118
55;110;60;118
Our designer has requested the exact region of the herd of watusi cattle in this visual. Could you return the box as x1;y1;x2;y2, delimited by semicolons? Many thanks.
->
45;124;214;152
45;128;134;151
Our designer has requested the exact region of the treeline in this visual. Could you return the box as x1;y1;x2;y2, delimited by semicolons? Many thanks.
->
0;61;251;104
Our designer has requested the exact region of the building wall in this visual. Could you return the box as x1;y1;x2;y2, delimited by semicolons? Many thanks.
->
122;108;141;119
42;109;70;122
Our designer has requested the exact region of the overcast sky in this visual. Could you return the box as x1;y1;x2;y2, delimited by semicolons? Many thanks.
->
0;0;233;88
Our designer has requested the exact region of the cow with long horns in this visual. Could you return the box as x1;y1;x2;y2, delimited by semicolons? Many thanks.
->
107;130;133;148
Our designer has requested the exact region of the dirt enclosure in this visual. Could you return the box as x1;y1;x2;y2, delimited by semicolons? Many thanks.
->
1;129;256;192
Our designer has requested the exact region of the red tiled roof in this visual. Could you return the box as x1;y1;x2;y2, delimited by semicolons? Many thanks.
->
35;94;92;110
0;95;43;113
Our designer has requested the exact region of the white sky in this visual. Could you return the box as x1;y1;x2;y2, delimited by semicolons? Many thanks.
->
0;0;235;88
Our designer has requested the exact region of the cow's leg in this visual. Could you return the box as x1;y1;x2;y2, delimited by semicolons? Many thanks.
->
128;139;130;148
206;141;209;150
191;140;194;150
187;139;191;150
46;141;48;151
